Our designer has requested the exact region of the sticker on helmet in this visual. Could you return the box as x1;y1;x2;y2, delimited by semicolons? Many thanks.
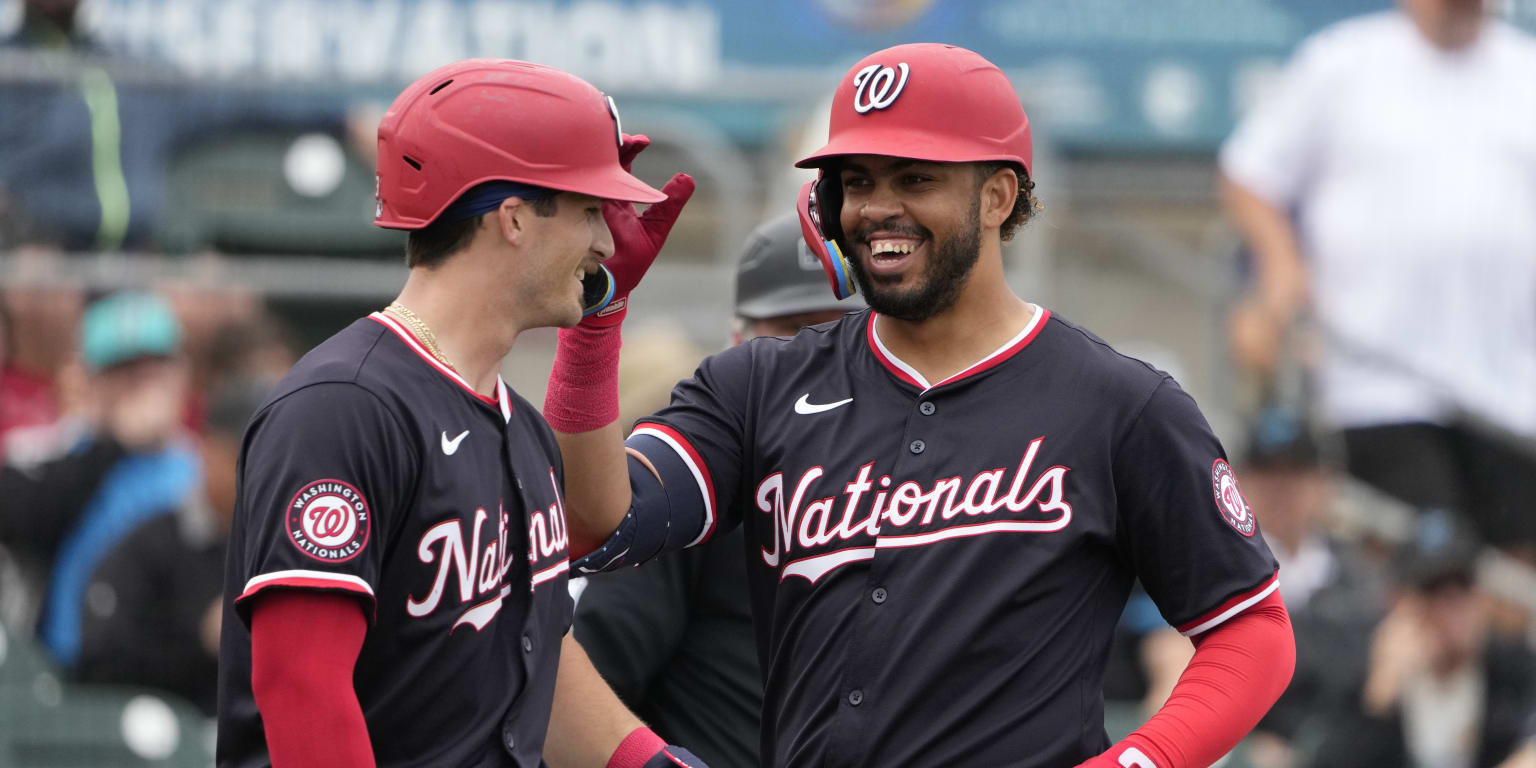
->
1210;459;1256;536
852;62;910;113
605;95;623;148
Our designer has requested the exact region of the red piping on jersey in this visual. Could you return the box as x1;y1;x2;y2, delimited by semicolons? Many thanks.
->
1175;570;1280;636
631;422;718;545
368;312;506;411
866;306;1050;391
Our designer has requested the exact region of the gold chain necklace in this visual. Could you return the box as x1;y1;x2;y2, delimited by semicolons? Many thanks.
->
384;302;456;372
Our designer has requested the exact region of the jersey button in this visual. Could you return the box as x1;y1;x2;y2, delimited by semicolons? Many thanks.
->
522;635;533;653
871;587;887;604
847;689;864;707
919;401;936;416
909;439;925;454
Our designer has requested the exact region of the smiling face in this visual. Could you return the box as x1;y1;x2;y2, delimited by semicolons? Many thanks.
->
509;192;614;329
836;156;993;322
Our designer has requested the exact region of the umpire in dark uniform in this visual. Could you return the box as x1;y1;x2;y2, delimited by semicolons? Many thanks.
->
573;212;862;767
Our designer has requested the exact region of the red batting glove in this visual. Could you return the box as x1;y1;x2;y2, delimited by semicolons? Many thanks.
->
582;133;695;329
545;134;693;434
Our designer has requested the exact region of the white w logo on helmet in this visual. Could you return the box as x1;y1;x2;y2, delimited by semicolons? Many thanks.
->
851;62;910;114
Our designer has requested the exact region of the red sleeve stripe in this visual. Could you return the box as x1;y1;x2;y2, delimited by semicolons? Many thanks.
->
1176;572;1280;636
237;570;375;604
630;423;717;546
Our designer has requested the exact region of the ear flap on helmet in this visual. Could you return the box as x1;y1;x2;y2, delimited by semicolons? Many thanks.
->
581;265;615;316
797;179;857;300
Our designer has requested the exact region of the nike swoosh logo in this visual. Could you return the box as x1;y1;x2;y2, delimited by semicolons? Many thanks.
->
794;394;853;415
441;430;469;455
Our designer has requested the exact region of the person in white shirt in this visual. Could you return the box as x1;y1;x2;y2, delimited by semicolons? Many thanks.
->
1220;0;1536;555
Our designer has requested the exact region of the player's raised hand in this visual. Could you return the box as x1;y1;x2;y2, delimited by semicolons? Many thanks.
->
617;132;651;172
584;133;695;329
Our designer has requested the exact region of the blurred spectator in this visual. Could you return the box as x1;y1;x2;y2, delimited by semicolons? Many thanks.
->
1240;406;1391;767
203;310;300;390
160;266;289;432
1219;0;1536;552
1309;518;1536;768
0;292;197;663
574;212;862;767
73;377;269;714
5;0;101;50
615;326;710;437
0;245;85;458
1100;587;1193;717
0;0;376;251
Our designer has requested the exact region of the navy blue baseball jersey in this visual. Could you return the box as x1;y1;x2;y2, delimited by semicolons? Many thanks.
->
602;306;1278;767
217;313;573;768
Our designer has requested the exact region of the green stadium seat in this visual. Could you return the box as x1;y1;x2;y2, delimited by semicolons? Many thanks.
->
161;131;402;256
2;622;212;767
0;683;213;768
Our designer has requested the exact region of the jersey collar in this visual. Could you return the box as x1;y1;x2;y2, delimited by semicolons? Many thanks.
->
368;312;512;422
866;304;1050;391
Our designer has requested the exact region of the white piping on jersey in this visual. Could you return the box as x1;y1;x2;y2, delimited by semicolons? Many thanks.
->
369;312;512;423
776;506;1074;585
869;303;1045;390
1118;747;1160;767
531;558;571;588
631;426;715;547
782;547;877;582
1179;575;1279;637
453;584;512;633
242;569;374;597
875;515;1072;549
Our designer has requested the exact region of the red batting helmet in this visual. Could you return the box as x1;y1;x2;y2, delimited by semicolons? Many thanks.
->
374;59;665;230
797;43;1032;174
795;44;1033;298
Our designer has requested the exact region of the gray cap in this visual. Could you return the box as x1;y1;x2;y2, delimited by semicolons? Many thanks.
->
734;212;864;320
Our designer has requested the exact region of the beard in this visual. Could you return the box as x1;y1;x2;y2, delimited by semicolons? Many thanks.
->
847;199;981;322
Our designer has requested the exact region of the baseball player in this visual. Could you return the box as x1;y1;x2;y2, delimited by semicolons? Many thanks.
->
548;44;1295;767
574;212;864;767
216;59;705;768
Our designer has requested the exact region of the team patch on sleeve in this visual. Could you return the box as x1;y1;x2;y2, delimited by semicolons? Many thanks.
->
1210;459;1255;536
286;479;371;561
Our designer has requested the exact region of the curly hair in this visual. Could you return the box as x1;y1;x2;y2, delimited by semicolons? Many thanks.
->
974;161;1041;242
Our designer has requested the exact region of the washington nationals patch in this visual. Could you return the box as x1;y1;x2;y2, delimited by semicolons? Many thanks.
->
287;479;371;562
1210;459;1255;536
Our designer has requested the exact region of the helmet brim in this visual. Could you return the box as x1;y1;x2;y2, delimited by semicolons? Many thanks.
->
795;125;1029;174
555;166;667;205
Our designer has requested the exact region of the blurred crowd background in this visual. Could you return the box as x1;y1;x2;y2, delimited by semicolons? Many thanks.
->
3;0;1536;765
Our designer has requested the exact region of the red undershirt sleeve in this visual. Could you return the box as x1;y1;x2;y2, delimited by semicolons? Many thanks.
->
251;590;376;768
1082;590;1295;768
